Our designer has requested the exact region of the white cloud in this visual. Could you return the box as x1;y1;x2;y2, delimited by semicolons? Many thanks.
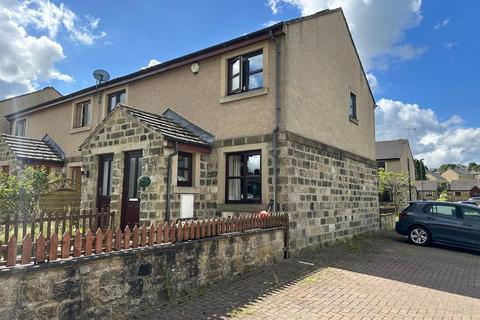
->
434;18;449;30
10;0;106;45
141;59;161;70
0;0;103;98
263;20;280;27
267;0;424;72
366;73;378;93
376;99;480;168
445;42;458;49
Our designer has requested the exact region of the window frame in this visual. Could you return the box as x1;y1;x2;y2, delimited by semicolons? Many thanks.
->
225;150;262;204
424;204;460;219
107;90;126;113
349;92;357;120
177;152;193;187
227;50;264;95
73;100;91;129
460;206;480;223
14;119;27;136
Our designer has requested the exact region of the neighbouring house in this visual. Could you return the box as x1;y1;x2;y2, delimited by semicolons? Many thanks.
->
416;181;438;200
426;171;444;181
3;8;378;251
449;180;480;201
441;168;476;182
0;87;61;135
0;134;65;176
376;139;416;208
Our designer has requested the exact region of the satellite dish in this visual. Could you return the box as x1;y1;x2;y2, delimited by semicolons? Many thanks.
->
93;69;110;84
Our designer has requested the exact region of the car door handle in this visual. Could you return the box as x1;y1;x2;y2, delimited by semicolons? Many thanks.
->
426;217;436;220
463;223;473;227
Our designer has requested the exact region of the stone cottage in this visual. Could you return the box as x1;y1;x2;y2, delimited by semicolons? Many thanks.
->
4;8;378;251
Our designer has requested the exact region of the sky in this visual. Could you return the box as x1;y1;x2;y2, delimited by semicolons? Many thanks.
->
0;0;479;168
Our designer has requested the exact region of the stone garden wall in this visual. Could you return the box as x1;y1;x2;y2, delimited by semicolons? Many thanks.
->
274;132;379;252
0;228;285;320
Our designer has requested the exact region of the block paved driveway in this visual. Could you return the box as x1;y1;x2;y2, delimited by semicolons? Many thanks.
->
144;231;480;320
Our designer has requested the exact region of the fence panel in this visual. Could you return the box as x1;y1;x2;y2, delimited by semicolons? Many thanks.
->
0;213;289;269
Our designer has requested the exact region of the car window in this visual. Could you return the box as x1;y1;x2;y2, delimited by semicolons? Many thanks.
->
425;204;458;218
462;207;480;222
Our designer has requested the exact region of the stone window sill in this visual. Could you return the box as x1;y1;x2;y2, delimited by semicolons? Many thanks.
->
219;88;268;104
349;116;359;125
217;203;265;213
173;186;200;194
70;125;92;134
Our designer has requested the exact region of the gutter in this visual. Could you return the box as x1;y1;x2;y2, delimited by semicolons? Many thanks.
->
269;30;281;213
165;141;178;223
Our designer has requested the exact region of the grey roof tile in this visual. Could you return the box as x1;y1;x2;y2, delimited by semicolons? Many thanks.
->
376;139;408;160
1;134;63;163
122;105;210;146
450;180;480;191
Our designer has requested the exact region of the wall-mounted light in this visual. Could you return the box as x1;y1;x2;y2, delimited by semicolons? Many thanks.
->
190;62;200;74
81;164;89;178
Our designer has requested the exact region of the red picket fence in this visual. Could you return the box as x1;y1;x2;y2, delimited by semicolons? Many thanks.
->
0;213;288;268
0;209;114;245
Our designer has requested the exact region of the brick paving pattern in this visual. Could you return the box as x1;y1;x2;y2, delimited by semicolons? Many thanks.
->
143;232;480;319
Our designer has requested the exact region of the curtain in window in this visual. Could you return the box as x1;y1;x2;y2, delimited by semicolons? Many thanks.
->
228;155;242;200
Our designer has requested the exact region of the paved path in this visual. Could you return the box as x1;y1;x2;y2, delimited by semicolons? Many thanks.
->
144;231;480;320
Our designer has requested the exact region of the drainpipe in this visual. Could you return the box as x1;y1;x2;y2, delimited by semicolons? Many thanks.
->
269;29;281;213
166;141;178;223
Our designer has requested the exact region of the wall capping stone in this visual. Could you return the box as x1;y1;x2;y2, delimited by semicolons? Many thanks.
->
0;227;286;276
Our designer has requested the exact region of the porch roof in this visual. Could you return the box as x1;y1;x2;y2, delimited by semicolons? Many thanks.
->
122;105;211;146
450;180;480;191
1;134;64;163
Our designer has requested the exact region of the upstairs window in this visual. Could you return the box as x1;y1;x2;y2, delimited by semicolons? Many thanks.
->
349;92;357;119
228;51;263;95
107;90;126;113
177;152;193;187
226;151;261;203
14;119;26;136
73;101;91;128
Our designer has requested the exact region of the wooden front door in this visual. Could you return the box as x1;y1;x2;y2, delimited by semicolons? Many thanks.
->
122;150;143;229
97;154;113;213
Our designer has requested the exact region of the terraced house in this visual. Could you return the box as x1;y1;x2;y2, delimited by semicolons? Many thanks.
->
2;8;378;252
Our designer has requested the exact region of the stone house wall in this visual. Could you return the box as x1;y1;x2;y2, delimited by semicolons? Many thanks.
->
0;137;20;175
0;228;285;320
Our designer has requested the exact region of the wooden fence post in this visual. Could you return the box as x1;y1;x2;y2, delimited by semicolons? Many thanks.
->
21;234;32;265
36;234;46;263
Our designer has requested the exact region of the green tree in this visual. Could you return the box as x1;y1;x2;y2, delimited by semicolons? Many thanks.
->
378;168;409;214
437;192;448;202
414;159;428;180
0;166;58;218
468;162;480;172
438;163;458;173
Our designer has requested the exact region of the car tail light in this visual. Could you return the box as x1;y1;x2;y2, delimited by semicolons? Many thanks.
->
399;211;408;220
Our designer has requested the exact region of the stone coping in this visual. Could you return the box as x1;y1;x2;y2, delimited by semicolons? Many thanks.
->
212;131;376;167
0;227;286;276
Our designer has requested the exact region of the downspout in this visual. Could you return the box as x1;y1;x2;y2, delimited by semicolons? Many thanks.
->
269;29;281;213
166;141;178;223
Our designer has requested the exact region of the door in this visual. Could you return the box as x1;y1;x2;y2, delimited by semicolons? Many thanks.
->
423;203;465;244
459;206;480;247
97;154;113;213
122;150;143;229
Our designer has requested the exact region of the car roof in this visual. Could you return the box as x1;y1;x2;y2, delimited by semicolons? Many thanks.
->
412;201;477;207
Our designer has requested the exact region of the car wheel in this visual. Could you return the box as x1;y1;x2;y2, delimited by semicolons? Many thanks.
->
408;226;430;246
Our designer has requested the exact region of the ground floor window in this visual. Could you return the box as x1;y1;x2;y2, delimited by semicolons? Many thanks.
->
226;150;261;203
70;166;81;188
177;152;193;187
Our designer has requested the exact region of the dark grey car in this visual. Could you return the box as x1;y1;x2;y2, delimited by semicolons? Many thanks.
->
395;201;480;249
